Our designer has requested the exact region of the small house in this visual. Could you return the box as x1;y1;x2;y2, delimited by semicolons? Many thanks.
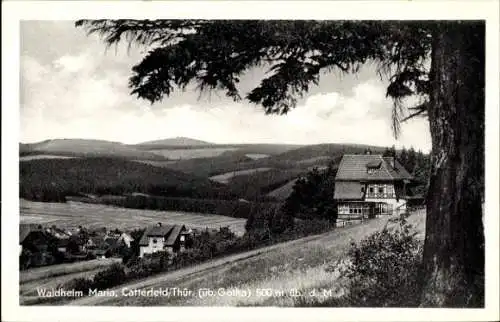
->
334;153;413;225
138;223;189;258
19;224;51;254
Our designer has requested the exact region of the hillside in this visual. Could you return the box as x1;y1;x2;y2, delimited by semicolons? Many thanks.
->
20;139;167;161
19;157;237;202
266;143;387;162
136;137;212;147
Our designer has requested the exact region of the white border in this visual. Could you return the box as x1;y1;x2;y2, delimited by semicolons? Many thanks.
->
2;1;499;321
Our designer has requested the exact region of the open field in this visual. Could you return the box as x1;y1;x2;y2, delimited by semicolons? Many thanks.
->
20;258;122;304
20;199;247;236
209;168;273;184
19;154;77;161
67;209;426;306
266;179;299;200
20;139;168;161
20;258;122;284
148;147;239;160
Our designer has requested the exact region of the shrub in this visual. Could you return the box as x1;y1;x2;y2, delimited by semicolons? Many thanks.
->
91;263;126;290
326;215;423;307
62;277;93;294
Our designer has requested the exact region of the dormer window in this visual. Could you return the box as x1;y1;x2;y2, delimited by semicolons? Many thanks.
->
366;160;382;175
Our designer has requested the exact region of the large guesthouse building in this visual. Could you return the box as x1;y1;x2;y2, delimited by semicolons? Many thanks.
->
334;153;412;224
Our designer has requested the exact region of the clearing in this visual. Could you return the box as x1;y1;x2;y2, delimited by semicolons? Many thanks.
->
148;147;239;160
209;168;273;184
67;209;426;306
20;199;247;236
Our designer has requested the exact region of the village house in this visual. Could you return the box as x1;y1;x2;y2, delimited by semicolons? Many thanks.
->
19;224;51;255
139;223;190;258
334;153;413;224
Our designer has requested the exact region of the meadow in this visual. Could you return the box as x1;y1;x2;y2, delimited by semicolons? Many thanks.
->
19;258;122;305
20;199;247;236
148;147;239;160
209;168;273;184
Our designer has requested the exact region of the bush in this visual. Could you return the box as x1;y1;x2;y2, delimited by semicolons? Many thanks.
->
326;215;423;307
62;277;93;294
91;263;126;290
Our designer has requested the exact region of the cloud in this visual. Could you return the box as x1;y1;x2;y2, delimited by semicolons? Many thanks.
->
20;51;431;152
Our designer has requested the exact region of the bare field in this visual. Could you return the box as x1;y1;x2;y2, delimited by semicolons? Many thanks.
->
69;210;426;306
20;199;247;236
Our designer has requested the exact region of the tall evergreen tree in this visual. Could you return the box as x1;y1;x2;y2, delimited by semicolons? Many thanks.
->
76;20;485;307
407;147;417;173
399;146;409;169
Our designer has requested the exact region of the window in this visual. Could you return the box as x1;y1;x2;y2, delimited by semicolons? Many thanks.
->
369;187;374;193
180;235;185;242
152;238;157;244
361;187;365;193
379;187;384;194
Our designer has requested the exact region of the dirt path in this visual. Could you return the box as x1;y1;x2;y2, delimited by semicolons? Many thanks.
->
66;211;425;306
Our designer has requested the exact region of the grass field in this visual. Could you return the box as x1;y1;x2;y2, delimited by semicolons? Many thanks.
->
19;258;122;304
148;147;239;160
67;209;426;306
20;199;247;236
266;179;299;200
209;168;273;184
20;258;122;284
19;155;77;161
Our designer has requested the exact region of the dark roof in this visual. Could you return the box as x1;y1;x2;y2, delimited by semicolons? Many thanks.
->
19;224;43;243
366;160;382;168
104;236;121;248
334;182;364;200
139;224;185;246
165;225;186;245
335;154;412;181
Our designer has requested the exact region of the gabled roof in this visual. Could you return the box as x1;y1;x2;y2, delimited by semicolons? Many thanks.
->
335;154;412;181
334;182;364;200
165;225;186;245
139;224;185;246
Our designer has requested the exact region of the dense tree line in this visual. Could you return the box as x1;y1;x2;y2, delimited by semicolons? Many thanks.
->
20;157;237;202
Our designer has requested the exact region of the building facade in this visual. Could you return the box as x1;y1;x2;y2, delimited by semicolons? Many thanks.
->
334;154;412;225
138;223;189;258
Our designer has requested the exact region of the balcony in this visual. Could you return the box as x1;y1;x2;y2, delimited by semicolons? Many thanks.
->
365;192;396;199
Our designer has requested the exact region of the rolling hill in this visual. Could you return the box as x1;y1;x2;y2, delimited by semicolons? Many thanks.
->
20;139;168;161
136;137;213;147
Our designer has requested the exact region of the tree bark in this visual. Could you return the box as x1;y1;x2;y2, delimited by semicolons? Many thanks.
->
421;22;485;307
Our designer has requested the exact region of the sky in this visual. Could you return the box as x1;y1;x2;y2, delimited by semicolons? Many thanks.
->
20;21;432;152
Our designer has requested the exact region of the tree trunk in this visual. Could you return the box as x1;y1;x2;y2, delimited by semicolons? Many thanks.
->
421;22;485;307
